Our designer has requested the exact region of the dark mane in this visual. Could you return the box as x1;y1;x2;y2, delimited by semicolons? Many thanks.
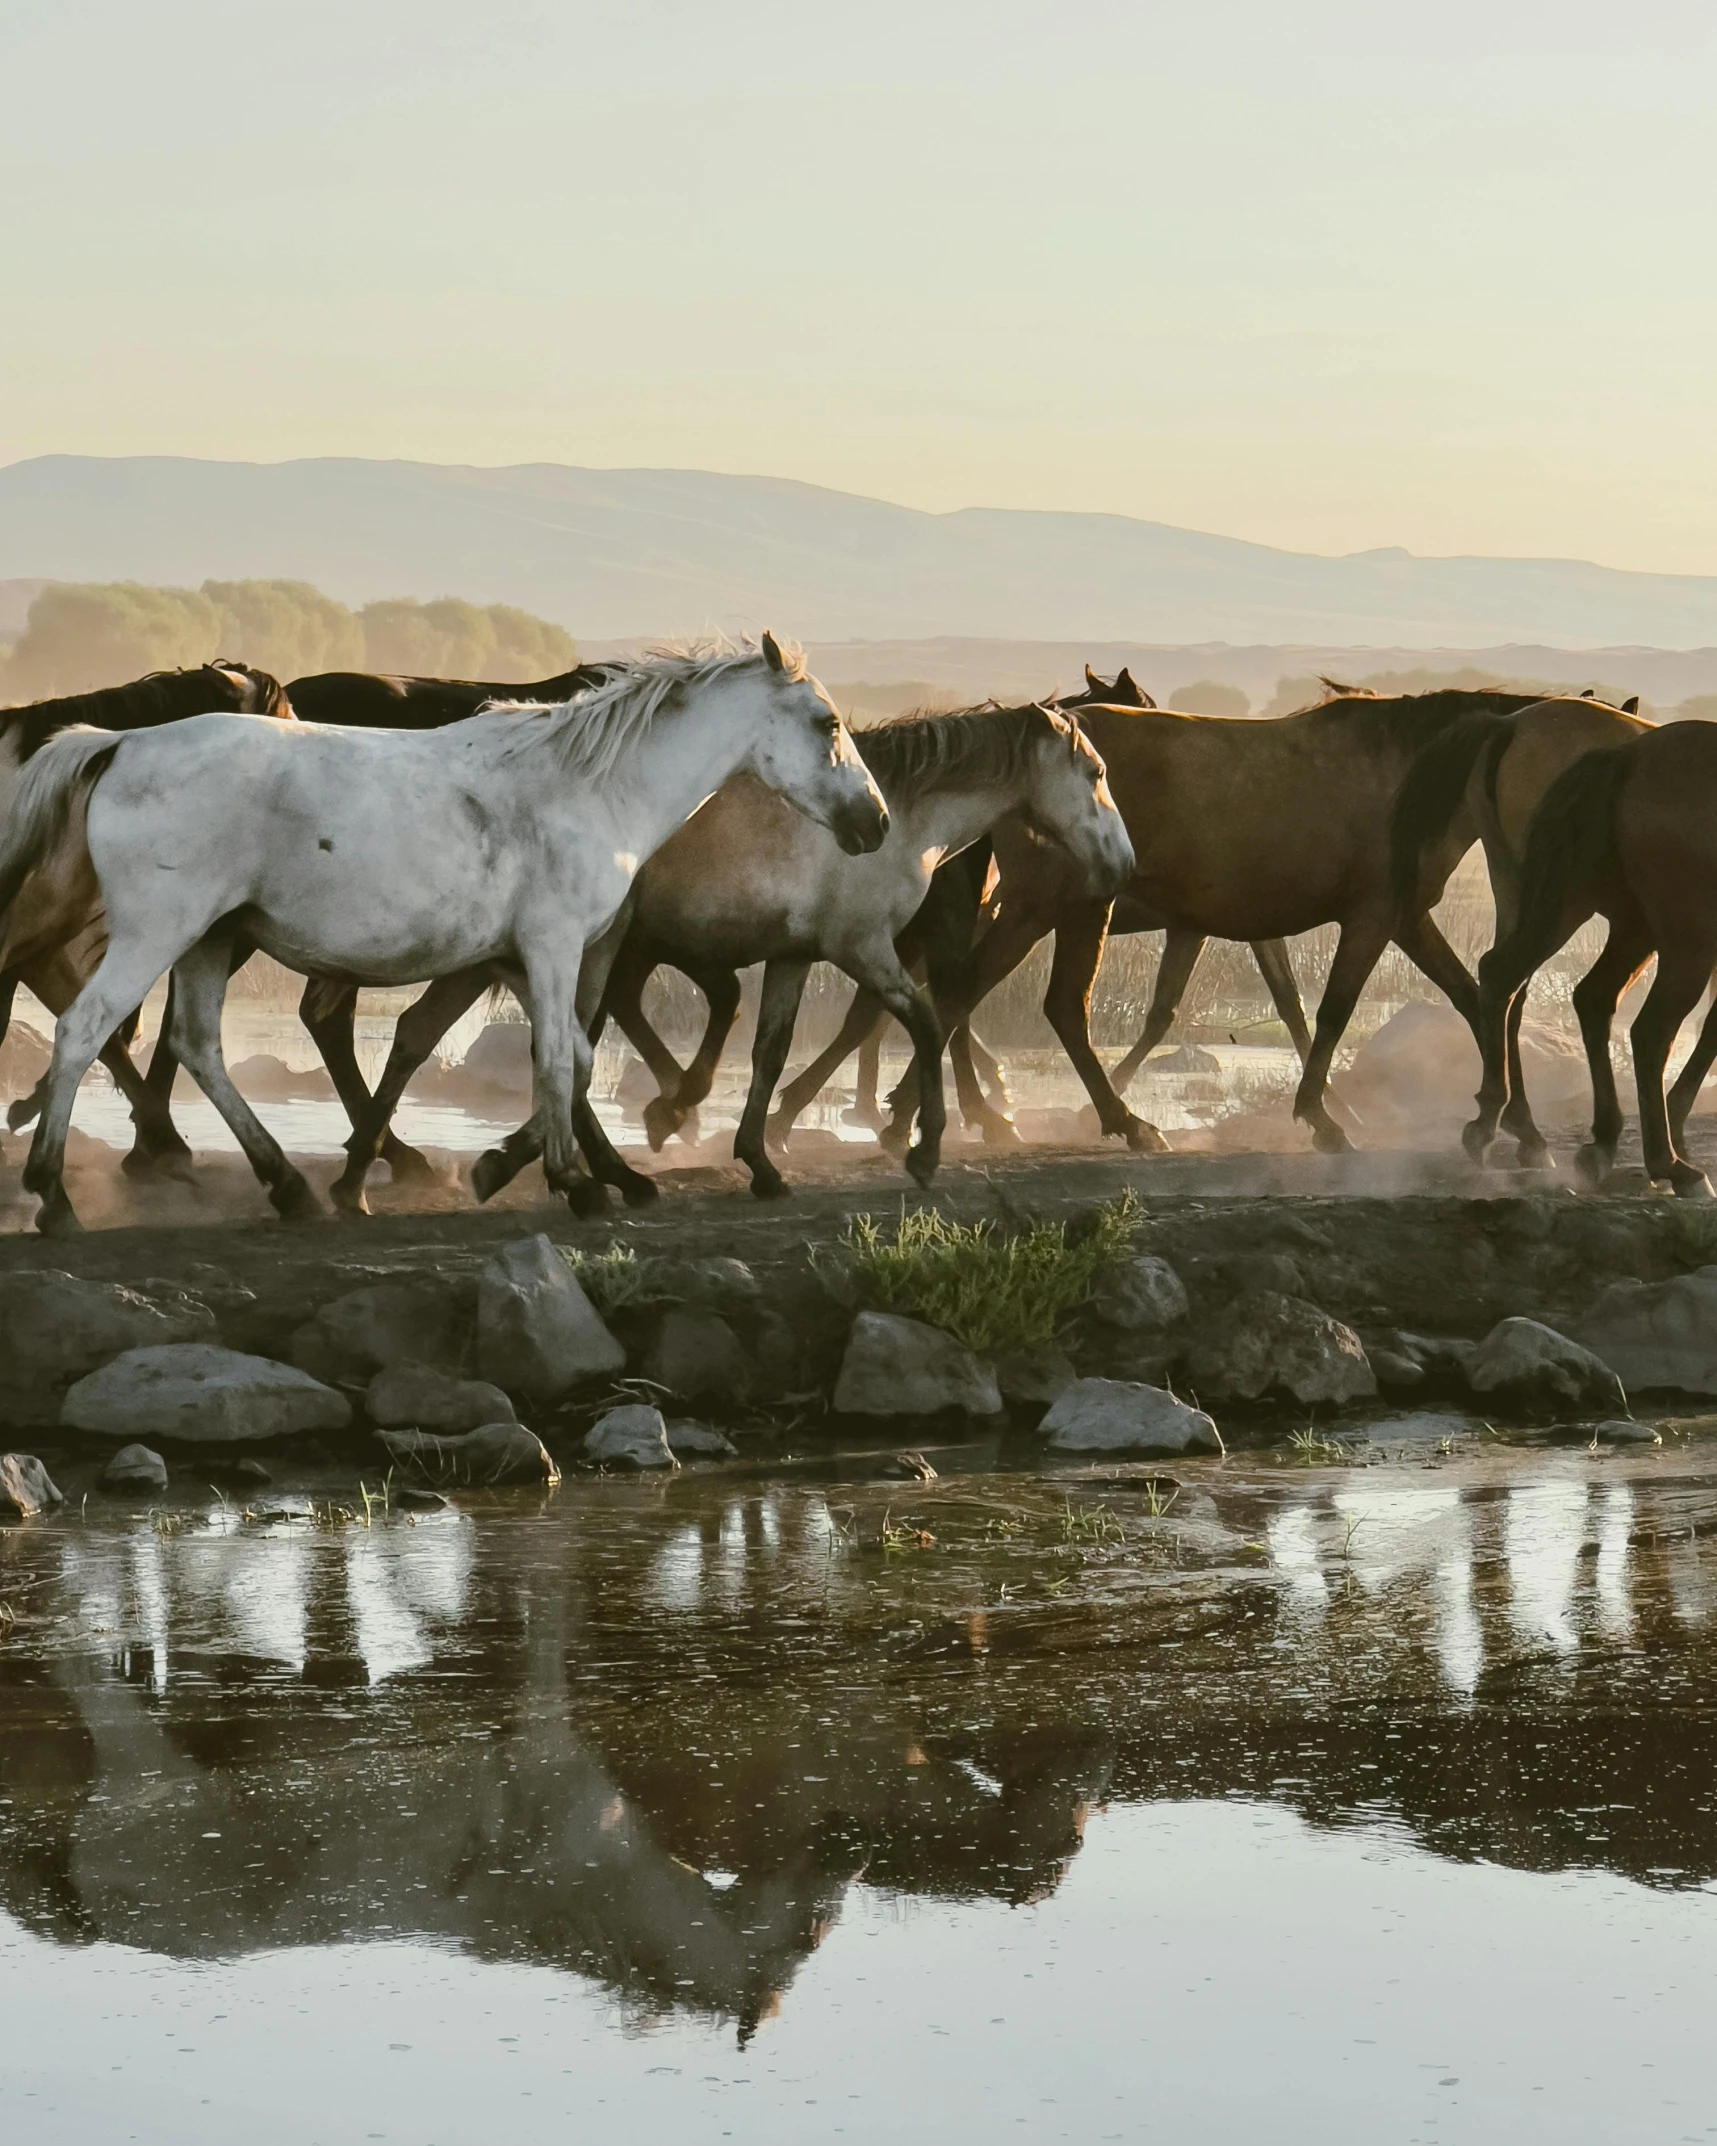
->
856;703;1052;802
1;661;281;762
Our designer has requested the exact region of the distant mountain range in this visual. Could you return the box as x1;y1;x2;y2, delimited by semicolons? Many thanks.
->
5;455;1717;649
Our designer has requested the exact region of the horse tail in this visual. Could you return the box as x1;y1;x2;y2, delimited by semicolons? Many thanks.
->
1388;711;1512;912
0;971;16;1053
0;726;123;922
1506;743;1633;960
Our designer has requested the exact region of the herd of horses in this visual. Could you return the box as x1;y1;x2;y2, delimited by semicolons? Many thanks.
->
0;633;1708;1237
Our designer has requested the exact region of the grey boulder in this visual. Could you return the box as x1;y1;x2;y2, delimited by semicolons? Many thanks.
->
289;1280;465;1383
1088;1256;1190;1335
0;1271;215;1423
831;1311;1003;1418
101;1443;170;1494
642;1308;756;1403
62;1344;352;1445
650;1255;763;1319
1573;1268;1717;1395
585;1404;677;1469
1039;1378;1221;1455
1465;1317;1626;1417
996;1347;1079;1410
379;1421;560;1487
367;1360;517;1432
477;1235;625;1398
1182;1291;1376;1406
0;1452;63;1518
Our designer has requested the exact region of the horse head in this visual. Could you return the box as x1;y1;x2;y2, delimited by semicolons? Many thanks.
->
747;630;887;857
1021;706;1134;898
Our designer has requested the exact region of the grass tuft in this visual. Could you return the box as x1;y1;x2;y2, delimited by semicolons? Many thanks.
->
559;1243;676;1316
839;1191;1141;1355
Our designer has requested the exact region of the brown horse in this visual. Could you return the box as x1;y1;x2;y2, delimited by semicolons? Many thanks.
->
889;686;1549;1154
285;665;596;728
1463;721;1717;1196
0;662;291;1166
1386;691;1650;1164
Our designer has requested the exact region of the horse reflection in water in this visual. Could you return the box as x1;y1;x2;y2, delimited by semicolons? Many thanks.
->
8;1459;1717;2041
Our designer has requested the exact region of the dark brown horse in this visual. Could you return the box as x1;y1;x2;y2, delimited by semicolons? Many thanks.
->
285;666;596;727
1464;722;1717;1196
0;662;291;1164
893;686;1547;1154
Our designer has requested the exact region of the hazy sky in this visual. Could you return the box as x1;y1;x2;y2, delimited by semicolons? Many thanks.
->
4;1;1715;570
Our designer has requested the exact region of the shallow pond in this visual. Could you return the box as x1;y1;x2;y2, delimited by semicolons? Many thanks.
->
5;1442;1717;2144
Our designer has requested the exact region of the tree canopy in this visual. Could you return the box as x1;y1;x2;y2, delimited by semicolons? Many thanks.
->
0;580;576;700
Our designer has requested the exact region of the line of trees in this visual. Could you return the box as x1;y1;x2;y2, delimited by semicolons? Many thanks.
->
0;580;577;700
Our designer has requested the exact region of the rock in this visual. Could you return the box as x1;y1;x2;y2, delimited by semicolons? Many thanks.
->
477;1236;625;1399
1464;1317;1626;1418
831;1311;1003;1418
459;1021;534;1093
1398;1333;1478;1381
367;1360;518;1432
585;1404;677;1469
0;1452;63;1518
1592;1418;1661;1446
665;1420;739;1459
1182;1291;1376;1406
1573;1268;1717;1395
1148;1043;1222;1075
651;1256;763;1318
62;1345;352;1445
996;1347;1079;1410
101;1443;169;1494
1344;999;1590;1137
0;1271;215;1424
378;1422;560;1487
1088;1256;1190;1334
228;1053;335;1100
883;1449;939;1480
1039;1379;1221;1455
1369;1348;1427;1392
289;1281;466;1384
1214;1252;1305;1299
209;1457;272;1487
642;1309;756;1403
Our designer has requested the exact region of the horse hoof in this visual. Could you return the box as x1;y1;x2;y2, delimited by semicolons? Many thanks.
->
618;1173;660;1209
328;1181;371;1220
35;1198;84;1238
765;1113;795;1153
121;1145;196;1184
386;1152;440;1189
642;1098;683;1152
1514;1139;1554;1172
980;1115;1023;1149
876;1123;911;1158
842;1105;884;1130
271;1176;325;1224
904;1145;940;1186
1124;1119;1170;1154
6;1099;40;1134
1460;1121;1496;1167
749;1176;791;1201
469;1151;508;1204
1310;1120;1354;1156
1573;1143;1612;1191
1671;1166;1715;1201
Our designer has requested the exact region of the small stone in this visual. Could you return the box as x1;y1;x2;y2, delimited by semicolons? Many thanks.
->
0;1271;215;1424
0;1452;64;1518
1590;1418;1660;1446
1039;1379;1221;1455
101;1443;169;1494
62;1345;352;1445
211;1457;274;1487
477;1236;625;1399
378;1422;560;1487
1465;1317;1625;1419
367;1361;518;1432
642;1309;756;1403
1369;1348;1427;1391
1183;1291;1375;1407
883;1450;939;1480
585;1404;677;1469
664;1420;739;1459
1398;1333;1478;1380
1088;1256;1190;1335
831;1312;1002;1418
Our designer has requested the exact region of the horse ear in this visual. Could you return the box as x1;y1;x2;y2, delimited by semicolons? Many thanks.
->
761;630;785;674
1084;664;1102;691
1623;695;1640;714
1581;686;1595;697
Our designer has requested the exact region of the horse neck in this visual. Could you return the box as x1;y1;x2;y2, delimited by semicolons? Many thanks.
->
595;685;775;857
884;751;1034;868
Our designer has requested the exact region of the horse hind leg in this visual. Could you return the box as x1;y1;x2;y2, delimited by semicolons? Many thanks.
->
1570;922;1652;1190
734;960;813;1199
1631;940;1717;1197
1109;929;1206;1095
1042;903;1167;1152
1667;981;1717;1148
167;938;321;1222
1294;918;1397;1155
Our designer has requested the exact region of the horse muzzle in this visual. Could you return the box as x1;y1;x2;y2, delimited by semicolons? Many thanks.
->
832;793;889;857
1084;827;1136;900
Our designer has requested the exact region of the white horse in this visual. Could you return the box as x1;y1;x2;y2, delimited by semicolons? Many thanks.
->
0;635;886;1235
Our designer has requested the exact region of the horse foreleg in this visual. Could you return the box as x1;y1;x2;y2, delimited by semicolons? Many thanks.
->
1293;916;1395;1154
646;960;741;1151
851;1020;886;1127
733;959;812;1199
770;985;887;1143
326;973;487;1216
1109;929;1206;1093
1571;920;1654;1188
517;955;597;1213
597;945;695;1150
1040;901;1165;1151
888;903;1051;1148
301;978;439;1197
1632;937;1717;1196
1667;978;1717;1146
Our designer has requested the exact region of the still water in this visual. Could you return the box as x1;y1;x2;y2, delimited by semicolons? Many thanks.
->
5;1445;1717;2144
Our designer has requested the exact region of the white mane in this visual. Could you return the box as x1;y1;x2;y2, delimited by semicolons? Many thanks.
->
488;634;808;781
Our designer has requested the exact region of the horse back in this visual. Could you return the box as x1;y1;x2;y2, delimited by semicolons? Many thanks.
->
1490;698;1651;862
